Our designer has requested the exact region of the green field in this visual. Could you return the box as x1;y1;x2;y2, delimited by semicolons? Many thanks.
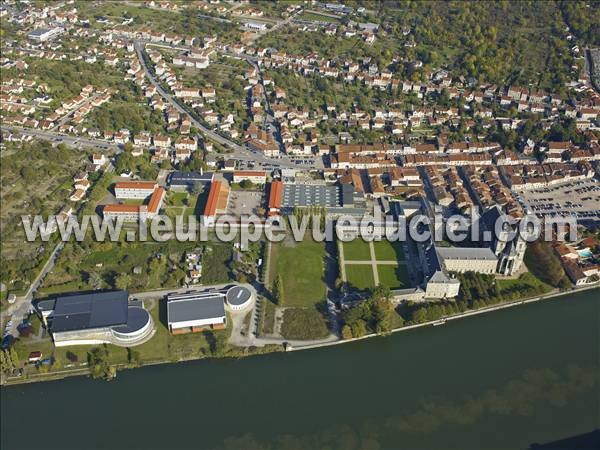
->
377;264;410;290
373;239;405;261
166;192;189;207
270;238;326;307
280;308;330;340
345;264;375;291
342;239;372;261
496;272;552;296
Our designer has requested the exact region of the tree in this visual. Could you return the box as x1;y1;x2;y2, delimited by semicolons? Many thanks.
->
372;296;394;333
88;346;115;380
0;350;11;374
191;181;204;194
341;325;353;340
272;274;284;305
350;320;367;338
87;271;103;289
115;273;131;290
9;347;19;369
239;179;254;189
127;348;141;367
412;307;428;323
525;239;568;287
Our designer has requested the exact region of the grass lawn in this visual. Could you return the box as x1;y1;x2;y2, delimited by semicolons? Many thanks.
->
280;308;329;340
259;298;276;335
270;238;326;307
345;264;375;291
377;264;410;289
496;272;552;296
167;192;189;207
373;239;405;261
122;199;145;206
342;239;372;261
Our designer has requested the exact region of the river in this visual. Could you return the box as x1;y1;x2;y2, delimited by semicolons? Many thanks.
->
1;290;599;450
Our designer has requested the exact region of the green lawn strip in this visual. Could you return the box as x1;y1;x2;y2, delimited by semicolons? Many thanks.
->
38;280;85;297
342;238;372;261
280;308;329;340
167;192;189;207
496;272;553;298
118;303;232;362
372;239;405;261
377;264;409;290
270;238;326;307
122;199;145;206
345;264;375;291
260;298;276;335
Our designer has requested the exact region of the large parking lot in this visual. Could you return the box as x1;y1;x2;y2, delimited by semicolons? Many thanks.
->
517;178;600;223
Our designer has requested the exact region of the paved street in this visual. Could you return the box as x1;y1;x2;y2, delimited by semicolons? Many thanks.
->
3;240;65;336
136;41;321;170
1;125;119;152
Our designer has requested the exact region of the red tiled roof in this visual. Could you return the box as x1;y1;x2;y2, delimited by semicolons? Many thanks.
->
268;181;283;210
234;170;267;177
204;181;222;217
103;204;139;213
147;187;165;213
114;181;157;190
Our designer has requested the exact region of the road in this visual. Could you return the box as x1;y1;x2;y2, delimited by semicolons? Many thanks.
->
0;125;119;152
135;41;314;169
220;50;324;170
3;240;65;337
135;40;244;153
50;93;102;132
2;160;116;338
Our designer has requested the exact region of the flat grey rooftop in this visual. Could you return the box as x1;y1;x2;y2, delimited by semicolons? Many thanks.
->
437;247;498;261
167;293;225;324
48;290;129;333
226;286;252;306
282;184;341;208
112;307;150;334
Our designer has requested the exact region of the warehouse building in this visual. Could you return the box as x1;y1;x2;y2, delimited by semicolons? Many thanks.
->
167;292;226;334
35;291;154;347
267;181;366;217
27;27;64;42
166;285;254;334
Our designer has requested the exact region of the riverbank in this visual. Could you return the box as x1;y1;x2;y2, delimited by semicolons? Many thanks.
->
2;284;598;387
289;283;600;352
3;288;598;450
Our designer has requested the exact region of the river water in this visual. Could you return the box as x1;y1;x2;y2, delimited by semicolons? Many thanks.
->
1;290;599;450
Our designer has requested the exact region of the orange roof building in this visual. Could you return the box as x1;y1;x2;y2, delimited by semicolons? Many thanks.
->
202;181;230;226
268;181;283;216
114;181;158;199
103;186;165;221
